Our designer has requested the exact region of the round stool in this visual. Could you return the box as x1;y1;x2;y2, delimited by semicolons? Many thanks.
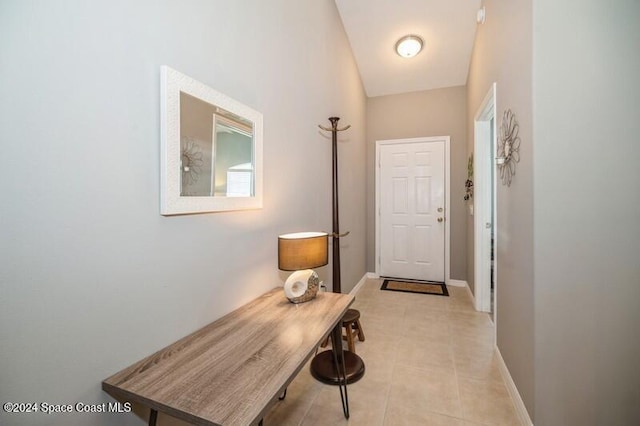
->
321;308;366;353
342;308;365;353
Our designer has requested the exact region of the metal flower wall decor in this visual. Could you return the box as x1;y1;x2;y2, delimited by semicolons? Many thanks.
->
180;137;204;190
497;109;521;186
464;153;474;201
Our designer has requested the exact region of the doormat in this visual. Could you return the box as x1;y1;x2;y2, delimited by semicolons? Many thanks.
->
380;279;449;297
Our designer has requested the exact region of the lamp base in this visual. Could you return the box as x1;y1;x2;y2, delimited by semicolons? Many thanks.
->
310;350;365;385
284;270;319;303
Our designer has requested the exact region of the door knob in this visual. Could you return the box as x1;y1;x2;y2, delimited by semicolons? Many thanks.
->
437;217;444;223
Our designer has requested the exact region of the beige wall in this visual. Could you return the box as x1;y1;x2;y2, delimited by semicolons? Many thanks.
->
468;1;640;423
366;86;468;280
466;0;534;418
533;0;640;423
0;1;366;425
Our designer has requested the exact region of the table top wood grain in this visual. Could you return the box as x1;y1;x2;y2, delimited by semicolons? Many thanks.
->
102;288;354;426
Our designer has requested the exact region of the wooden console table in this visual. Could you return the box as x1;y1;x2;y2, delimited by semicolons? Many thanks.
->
102;288;354;425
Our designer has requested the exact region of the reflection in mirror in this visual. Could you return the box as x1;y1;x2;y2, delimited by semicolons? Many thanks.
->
180;93;254;197
160;65;263;215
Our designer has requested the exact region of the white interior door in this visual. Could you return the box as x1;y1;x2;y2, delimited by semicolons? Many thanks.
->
474;83;496;314
378;140;445;282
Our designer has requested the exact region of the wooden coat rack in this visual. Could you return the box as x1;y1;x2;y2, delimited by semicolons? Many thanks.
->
310;117;365;386
318;117;351;294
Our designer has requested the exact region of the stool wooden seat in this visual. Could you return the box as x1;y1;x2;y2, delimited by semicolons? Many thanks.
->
321;308;365;353
342;308;365;353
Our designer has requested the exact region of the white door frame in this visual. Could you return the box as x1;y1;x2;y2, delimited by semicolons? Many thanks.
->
375;136;451;283
473;83;497;314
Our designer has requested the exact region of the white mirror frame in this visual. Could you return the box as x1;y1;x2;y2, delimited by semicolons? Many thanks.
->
160;66;263;215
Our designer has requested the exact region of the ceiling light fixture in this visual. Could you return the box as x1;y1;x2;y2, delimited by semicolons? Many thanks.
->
395;35;423;58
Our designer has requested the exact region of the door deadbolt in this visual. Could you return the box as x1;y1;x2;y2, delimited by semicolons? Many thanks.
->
437;207;443;212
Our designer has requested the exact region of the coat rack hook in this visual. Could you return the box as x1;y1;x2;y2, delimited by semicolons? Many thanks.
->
318;124;351;132
318;116;351;133
330;231;350;238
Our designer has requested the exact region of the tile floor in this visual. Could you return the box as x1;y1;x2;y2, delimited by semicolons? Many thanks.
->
264;278;521;426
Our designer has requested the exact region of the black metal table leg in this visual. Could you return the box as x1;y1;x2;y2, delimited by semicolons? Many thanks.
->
149;409;158;426
278;388;287;401
329;325;350;419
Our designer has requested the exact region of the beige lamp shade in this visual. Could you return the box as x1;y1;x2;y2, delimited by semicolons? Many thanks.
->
278;232;328;271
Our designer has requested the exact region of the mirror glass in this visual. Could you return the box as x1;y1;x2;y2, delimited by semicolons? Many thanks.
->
180;93;254;197
161;66;263;215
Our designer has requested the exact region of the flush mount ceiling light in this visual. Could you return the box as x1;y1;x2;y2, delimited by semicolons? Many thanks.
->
395;35;423;58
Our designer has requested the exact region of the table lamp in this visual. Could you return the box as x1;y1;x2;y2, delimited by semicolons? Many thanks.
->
278;232;328;303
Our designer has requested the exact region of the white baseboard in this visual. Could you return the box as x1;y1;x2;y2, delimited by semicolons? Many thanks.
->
447;279;467;287
349;273;372;295
496;348;534;426
448;280;476;308
465;283;475;305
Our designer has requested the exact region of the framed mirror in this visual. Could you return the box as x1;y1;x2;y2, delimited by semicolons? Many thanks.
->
160;66;263;215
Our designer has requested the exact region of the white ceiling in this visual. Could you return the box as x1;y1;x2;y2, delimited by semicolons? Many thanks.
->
335;0;481;97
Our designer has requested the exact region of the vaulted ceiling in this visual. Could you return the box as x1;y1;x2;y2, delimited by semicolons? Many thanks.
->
335;0;482;97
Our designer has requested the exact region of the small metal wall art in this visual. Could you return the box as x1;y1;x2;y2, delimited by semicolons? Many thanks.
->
464;153;474;201
496;109;521;187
